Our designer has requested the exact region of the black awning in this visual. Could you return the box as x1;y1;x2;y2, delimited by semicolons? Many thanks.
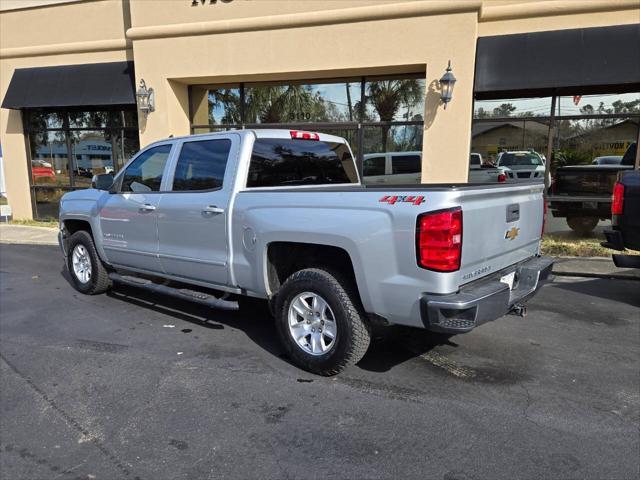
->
1;61;136;109
475;24;640;99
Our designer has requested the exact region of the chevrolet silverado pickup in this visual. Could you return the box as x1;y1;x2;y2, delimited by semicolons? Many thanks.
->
59;129;552;375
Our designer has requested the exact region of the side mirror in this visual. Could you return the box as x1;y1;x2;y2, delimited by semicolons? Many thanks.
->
91;174;114;191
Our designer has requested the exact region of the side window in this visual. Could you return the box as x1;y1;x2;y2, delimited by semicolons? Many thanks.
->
391;155;421;174
121;144;172;193
172;139;231;191
363;156;386;176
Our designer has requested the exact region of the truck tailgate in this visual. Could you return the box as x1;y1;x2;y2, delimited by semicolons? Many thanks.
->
554;165;631;196
458;183;543;285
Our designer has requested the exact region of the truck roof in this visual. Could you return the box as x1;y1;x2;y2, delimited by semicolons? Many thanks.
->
145;128;348;147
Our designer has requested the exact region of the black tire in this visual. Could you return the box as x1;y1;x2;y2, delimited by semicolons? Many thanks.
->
66;230;112;295
274;268;371;376
566;216;598;236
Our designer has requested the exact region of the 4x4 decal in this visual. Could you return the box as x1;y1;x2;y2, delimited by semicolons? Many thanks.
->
379;195;425;206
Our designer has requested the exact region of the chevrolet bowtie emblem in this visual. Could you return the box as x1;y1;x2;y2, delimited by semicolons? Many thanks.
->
505;227;520;241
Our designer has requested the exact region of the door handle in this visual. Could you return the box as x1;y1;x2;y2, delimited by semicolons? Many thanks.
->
202;205;224;215
139;204;156;212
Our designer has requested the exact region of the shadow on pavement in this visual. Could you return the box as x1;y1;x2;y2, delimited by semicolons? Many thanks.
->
99;280;454;374
104;283;287;359
551;277;640;308
358;327;455;373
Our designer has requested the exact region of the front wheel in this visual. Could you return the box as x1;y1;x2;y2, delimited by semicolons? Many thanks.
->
274;268;371;376
66;230;112;295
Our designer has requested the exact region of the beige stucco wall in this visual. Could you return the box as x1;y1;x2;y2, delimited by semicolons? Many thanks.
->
129;2;480;184
1;0;638;218
0;0;130;219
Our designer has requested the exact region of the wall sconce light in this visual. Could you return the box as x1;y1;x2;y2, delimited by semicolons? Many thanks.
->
136;79;155;115
439;60;457;109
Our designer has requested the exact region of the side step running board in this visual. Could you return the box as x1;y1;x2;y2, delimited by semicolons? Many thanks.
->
108;273;239;310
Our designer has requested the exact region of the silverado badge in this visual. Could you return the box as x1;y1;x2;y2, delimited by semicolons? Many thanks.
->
505;227;520;241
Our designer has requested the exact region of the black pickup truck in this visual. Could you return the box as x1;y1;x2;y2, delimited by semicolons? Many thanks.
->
549;143;636;235
602;168;640;268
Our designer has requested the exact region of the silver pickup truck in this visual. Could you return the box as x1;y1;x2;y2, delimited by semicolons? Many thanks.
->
59;129;552;375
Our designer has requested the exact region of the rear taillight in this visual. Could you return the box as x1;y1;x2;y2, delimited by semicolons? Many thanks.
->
551;176;557;195
612;182;625;215
290;130;319;141
416;208;462;272
542;199;547;236
497;173;506;183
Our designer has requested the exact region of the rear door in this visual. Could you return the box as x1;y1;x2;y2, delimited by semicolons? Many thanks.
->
155;134;238;286
98;143;173;272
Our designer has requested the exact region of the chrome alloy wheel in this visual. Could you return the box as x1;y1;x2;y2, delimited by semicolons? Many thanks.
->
288;292;337;356
71;244;92;284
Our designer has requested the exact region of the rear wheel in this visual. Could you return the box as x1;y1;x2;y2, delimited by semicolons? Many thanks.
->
274;268;371;376
566;216;598;236
66;230;111;295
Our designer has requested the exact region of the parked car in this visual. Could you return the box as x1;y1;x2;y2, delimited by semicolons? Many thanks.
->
592;155;623;165
59;130;552;375
601;167;640;268
363;151;422;184
549;143;636;235
469;152;507;183
495;150;549;184
31;160;56;182
363;152;506;184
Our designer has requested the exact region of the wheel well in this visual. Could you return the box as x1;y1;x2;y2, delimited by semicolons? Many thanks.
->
63;219;92;237
267;242;360;298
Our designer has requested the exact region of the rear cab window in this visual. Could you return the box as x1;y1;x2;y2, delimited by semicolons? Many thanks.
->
247;137;358;188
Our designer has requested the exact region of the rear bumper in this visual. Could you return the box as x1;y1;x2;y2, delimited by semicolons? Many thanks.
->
601;229;640;268
420;256;554;334
601;229;625;251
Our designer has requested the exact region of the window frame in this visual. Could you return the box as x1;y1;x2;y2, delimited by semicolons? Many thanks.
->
188;73;427;182
23;107;140;220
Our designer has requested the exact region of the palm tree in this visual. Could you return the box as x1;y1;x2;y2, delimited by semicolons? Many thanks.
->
364;79;423;152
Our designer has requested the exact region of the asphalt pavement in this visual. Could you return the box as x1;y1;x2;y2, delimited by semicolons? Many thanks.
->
0;243;638;480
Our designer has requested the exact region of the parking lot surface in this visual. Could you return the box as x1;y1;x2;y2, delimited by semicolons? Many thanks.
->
1;243;638;480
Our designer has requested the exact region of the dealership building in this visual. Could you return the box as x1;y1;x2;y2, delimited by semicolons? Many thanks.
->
0;0;638;220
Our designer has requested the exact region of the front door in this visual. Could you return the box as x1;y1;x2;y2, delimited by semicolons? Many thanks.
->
99;143;174;272
156;136;236;286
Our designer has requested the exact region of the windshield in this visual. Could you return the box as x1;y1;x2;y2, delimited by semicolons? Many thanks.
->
498;153;543;167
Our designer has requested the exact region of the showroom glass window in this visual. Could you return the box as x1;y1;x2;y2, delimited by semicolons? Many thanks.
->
25;108;139;220
189;74;425;185
471;93;640;169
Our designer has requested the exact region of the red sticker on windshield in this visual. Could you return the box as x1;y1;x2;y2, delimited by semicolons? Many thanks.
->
379;195;425;206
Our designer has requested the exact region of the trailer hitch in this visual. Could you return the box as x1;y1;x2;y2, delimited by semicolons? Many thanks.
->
509;303;527;317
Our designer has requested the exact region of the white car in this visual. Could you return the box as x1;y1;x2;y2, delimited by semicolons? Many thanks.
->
363;151;422;184
496;151;548;184
363;152;506;184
